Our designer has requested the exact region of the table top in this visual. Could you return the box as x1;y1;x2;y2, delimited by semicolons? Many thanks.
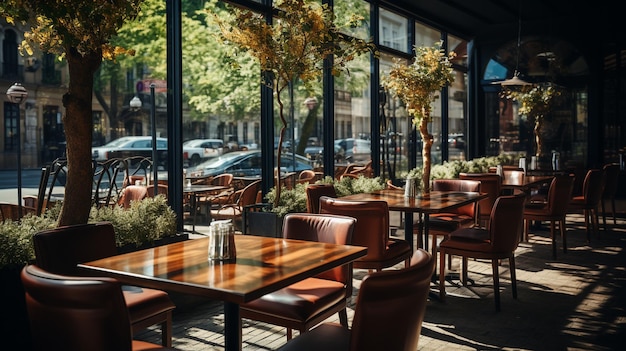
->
183;184;228;193
340;189;487;214
501;174;553;189
78;235;367;304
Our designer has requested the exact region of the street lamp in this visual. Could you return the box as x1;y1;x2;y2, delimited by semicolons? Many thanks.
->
6;83;28;218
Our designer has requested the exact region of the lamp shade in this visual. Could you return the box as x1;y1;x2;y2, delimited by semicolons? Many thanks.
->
129;95;142;109
6;83;28;104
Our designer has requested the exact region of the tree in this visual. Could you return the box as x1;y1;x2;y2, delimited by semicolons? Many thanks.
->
1;1;142;225
214;0;375;207
383;42;455;193
502;84;559;157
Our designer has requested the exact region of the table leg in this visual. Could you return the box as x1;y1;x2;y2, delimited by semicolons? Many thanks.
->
224;301;242;351
404;211;414;251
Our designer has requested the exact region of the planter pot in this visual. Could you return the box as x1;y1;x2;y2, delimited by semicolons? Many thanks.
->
0;264;32;350
244;211;283;238
117;232;190;254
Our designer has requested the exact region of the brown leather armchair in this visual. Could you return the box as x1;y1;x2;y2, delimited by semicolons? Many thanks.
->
438;194;526;311
601;163;620;230
568;169;604;241
277;249;435;351
523;174;575;258
32;222;175;346
305;183;337;213
319;196;412;272
21;265;178;351
240;213;357;340
117;185;148;208
459;173;502;228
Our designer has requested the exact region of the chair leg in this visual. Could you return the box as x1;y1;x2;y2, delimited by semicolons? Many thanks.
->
491;259;501;312
601;199;607;231
161;313;173;347
286;328;293;340
439;249;446;301
509;256;517;300
339;309;348;327
584;209;591;242
592;207;600;238
612;198;617;225
560;218;567;254
461;256;469;286
550;221;557;259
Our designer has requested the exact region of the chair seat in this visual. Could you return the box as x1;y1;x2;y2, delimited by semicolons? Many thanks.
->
428;213;475;232
441;228;508;255
122;286;176;326
354;238;411;270
569;196;587;207
241;278;346;322
277;323;349;351
449;227;490;241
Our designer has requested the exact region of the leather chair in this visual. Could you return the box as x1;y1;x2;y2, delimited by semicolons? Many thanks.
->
147;184;169;198
277;249;435;351
418;179;480;266
601;163;620;230
21;265;178;351
305;183;337;213
319;196;412;272
459;173;502;228
523;174;575;258
439;194;526;311
568;169;604;241
211;179;262;231
32;222;175;346
240;213;357;340
297;169;317;184
117;185;148;208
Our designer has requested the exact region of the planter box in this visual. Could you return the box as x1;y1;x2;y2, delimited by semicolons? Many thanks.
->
0;264;32;350
117;232;190;254
244;210;283;238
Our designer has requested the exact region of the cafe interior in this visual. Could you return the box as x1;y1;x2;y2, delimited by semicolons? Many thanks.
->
9;0;625;351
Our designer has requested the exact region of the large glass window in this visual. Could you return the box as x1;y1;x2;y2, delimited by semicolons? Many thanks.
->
379;8;408;53
447;34;468;162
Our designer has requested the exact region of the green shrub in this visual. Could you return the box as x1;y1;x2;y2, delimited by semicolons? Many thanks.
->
0;211;57;268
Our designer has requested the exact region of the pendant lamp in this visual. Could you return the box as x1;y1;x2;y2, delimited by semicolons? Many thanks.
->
495;0;531;86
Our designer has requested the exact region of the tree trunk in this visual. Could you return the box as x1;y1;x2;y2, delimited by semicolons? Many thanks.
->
57;48;102;226
418;109;432;193
534;117;543;157
296;98;319;155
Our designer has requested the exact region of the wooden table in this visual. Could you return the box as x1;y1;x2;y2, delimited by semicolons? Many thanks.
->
501;174;553;193
340;190;487;251
183;184;228;231
79;235;366;351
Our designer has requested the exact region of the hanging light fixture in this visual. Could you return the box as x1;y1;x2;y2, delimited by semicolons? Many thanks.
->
495;0;532;86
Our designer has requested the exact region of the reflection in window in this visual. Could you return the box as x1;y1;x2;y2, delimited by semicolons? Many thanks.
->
379;8;408;52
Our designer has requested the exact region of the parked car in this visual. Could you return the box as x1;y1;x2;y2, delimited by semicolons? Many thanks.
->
187;150;312;178
334;138;371;162
91;136;168;162
448;134;466;149
183;139;224;165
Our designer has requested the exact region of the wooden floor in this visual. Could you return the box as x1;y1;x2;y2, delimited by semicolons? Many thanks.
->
137;206;626;350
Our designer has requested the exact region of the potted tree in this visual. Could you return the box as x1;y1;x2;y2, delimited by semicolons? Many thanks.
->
214;0;375;207
502;83;559;159
383;41;455;193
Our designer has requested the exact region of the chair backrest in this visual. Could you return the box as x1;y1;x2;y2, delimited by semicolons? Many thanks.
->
237;180;262;208
459;173;502;221
581;169;604;206
282;213;356;295
349;249;434;351
211;173;234;187
432;179;481;217
33;222;117;276
0;202;20;222
117;185;148;208
545;174;575;215
305;184;337;213
147;184;168;198
21;265;134;351
319;196;389;260
297;170;316;184
602;163;620;199
488;194;526;253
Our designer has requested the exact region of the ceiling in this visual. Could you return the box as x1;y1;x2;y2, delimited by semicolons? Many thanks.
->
389;0;622;47
387;0;623;83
